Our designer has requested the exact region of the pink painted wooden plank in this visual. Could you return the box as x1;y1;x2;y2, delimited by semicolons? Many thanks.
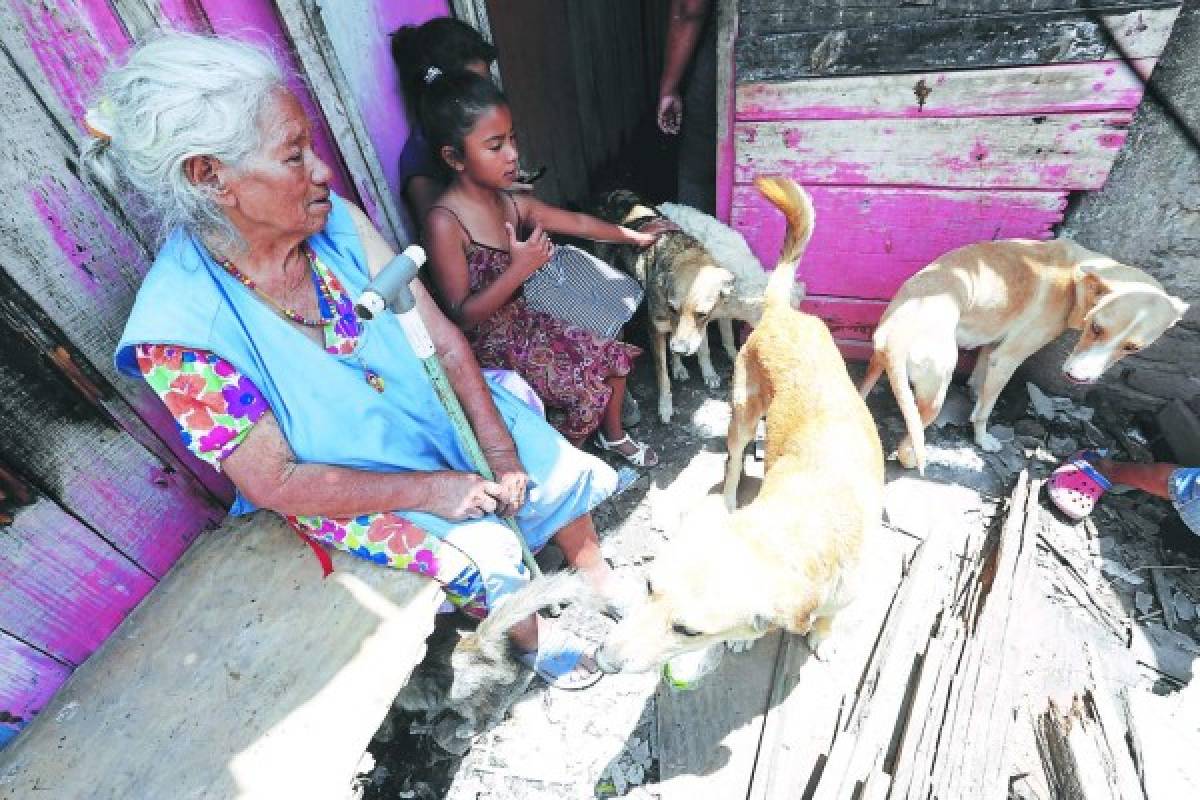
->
736;59;1154;121
0;634;70;750
798;296;887;342
196;0;355;200
0;497;157;666
734;112;1134;190
11;0;130;125
733;186;1066;300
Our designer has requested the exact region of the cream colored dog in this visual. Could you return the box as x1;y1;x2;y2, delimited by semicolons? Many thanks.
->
595;178;883;680
860;239;1188;473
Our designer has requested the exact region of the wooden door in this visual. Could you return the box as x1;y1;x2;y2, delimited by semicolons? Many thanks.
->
718;0;1183;358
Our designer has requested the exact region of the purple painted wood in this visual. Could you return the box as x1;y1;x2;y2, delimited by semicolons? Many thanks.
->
321;0;450;211
12;0;129;125
733;186;1066;300
194;0;356;200
0;497;157;666
736;59;1154;121
0;634;70;749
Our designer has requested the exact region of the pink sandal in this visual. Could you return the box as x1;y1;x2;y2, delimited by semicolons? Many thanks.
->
1047;450;1112;521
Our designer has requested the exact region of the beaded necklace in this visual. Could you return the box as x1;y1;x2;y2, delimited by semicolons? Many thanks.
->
216;245;385;392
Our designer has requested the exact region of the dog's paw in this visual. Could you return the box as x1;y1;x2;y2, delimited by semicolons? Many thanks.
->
658;395;674;423
702;370;722;390
671;360;690;382
977;432;1003;453
725;639;756;654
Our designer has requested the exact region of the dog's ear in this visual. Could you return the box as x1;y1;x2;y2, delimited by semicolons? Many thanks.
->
1078;267;1112;310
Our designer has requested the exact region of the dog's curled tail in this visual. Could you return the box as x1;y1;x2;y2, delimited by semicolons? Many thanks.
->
754;176;815;310
472;571;584;660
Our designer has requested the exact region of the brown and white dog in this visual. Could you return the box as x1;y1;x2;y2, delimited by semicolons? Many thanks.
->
595;178;883;682
594;191;805;422
860;239;1188;473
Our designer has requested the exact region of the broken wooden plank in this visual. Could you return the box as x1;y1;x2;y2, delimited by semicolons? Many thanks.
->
746;526;911;800
809;523;960;800
1149;568;1179;631
737;59;1155;121
0;513;442;797
656;631;782;800
735;112;1134;190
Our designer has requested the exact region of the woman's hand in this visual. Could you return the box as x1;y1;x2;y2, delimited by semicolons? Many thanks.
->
424;471;505;521
506;221;554;278
486;449;530;518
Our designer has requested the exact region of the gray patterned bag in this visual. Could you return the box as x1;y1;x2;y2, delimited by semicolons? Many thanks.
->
522;245;644;339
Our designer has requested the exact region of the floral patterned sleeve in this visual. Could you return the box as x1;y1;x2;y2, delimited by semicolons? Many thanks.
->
135;344;269;470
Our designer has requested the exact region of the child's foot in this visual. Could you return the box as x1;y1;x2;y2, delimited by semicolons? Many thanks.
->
1047;449;1111;521
595;431;660;467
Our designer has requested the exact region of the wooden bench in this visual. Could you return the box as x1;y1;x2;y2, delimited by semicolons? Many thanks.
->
0;513;441;799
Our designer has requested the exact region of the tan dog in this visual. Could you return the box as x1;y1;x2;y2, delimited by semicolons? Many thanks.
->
595;178;883;679
860;239;1188;473
594;191;805;422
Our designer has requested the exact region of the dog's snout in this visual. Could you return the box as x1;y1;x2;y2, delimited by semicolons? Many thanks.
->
670;337;696;355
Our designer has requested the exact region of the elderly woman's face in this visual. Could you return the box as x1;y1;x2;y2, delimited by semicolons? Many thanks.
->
224;89;333;241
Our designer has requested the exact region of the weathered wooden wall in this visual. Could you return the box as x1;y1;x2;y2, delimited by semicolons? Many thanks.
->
720;0;1183;355
0;0;436;751
483;0;668;206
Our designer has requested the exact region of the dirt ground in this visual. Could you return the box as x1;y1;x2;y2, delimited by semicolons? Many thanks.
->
351;339;1200;800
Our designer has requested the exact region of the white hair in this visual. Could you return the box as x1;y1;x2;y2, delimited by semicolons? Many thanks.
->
80;33;286;249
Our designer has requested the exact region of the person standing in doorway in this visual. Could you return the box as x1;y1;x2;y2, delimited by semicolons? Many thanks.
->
656;0;715;213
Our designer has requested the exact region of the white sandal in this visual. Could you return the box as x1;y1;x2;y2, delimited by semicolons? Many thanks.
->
595;431;660;467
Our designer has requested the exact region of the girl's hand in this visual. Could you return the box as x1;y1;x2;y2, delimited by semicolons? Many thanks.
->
629;229;659;249
506;222;554;278
424;471;503;521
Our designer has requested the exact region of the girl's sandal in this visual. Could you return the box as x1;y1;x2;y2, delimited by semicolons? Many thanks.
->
518;624;603;691
1047;449;1111;521
595;431;660;467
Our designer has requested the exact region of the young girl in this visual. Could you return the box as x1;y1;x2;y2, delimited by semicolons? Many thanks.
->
421;72;660;466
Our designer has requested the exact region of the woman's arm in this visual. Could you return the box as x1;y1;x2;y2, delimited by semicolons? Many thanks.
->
518;194;657;248
221;412;504;519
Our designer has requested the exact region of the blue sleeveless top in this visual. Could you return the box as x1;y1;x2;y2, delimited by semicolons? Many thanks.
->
115;195;615;547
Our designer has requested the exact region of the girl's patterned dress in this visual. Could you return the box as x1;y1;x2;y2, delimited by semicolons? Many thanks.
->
462;240;641;441
136;253;498;616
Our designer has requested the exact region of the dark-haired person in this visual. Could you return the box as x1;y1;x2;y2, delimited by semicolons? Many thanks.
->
391;17;499;226
420;71;662;467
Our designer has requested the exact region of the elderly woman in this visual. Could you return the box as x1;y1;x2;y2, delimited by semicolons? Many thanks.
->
84;34;617;689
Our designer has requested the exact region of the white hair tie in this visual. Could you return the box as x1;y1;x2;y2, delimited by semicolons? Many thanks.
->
423;66;442;85
83;97;115;142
